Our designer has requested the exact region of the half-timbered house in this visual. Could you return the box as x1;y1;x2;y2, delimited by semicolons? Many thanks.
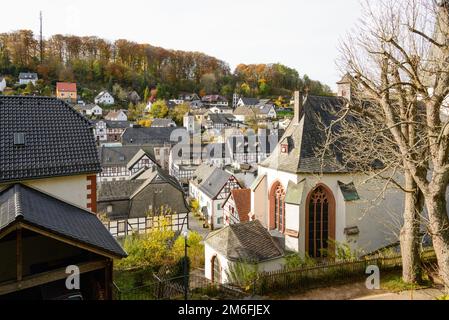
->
189;164;241;230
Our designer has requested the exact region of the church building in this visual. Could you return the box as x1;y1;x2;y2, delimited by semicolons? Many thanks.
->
251;84;404;258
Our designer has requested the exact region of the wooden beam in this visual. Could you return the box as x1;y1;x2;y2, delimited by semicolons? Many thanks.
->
20;223;121;260
16;228;22;281
0;223;18;241
0;259;109;296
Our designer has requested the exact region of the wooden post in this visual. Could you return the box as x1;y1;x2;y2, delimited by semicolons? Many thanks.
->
104;260;112;300
16;228;23;282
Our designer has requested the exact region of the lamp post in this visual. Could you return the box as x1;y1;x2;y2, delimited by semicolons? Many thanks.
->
183;230;189;301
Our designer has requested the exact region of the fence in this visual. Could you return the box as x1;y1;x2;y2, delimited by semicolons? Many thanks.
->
113;274;245;300
253;251;436;296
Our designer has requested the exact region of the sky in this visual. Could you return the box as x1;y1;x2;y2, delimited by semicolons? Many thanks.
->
0;0;363;90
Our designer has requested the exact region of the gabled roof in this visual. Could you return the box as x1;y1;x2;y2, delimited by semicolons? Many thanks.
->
202;95;228;103
94;120;131;129
95;91;112;100
151;118;177;127
226;189;251;223
208;113;235;125
205;220;284;263
192;164;234;199
0;96;101;183
0;184;126;258
233;106;257;117
56;82;77;92
19;73;38;80
105;110;127;120
126;149;157;170
97;180;145;201
121;127;182;145
240;97;260;106
260;95;350;174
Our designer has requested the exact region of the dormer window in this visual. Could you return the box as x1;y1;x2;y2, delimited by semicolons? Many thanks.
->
281;144;289;154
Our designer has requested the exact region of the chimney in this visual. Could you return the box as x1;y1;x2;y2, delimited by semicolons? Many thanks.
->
293;91;303;124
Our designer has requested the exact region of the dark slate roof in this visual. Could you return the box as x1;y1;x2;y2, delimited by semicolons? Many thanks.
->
260;95;350;174
205;220;284;263
208;114;235;125
97;180;145;201
0;96;101;183
0;184;126;258
19;72;38;80
98;145;156;167
151;118;177;127
240;98;260;106
192;164;233;199
121;127;184;145
98;168;188;219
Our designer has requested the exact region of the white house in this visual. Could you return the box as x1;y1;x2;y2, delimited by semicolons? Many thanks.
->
105;110;128;122
237;97;260;108
251;91;405;258
209;106;234;114
0;77;6;92
189;164;241;229
183;112;201;134
95;91;115;105
205;221;285;284
18;72;38;86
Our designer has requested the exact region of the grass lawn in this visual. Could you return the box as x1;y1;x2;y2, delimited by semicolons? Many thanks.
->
380;272;433;293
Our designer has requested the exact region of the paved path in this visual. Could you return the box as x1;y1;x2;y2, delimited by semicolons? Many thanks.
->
188;213;210;239
355;287;446;300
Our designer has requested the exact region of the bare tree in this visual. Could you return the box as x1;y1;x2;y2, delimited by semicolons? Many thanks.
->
331;0;449;290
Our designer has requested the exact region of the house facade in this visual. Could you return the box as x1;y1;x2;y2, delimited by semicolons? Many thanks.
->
105;110;128;122
56;82;77;103
94;120;131;143
95;91;115;105
0;96;126;300
189;164;241;229
18;73;38;85
0;77;6;92
98;167;189;237
223;189;251;226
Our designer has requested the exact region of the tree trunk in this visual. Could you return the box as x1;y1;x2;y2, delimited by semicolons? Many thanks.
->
400;172;423;284
425;192;449;293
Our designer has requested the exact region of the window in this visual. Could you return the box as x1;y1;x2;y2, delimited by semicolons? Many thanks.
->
217;217;224;225
107;205;113;213
270;182;286;232
281;144;289;154
217;203;221;211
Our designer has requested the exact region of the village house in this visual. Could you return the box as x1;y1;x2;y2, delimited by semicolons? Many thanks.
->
56;82;77;104
0;96;126;300
0;76;6;92
95;91;115;105
93;120;131;143
205;114;237;130
98;146;159;182
208;106;234;114
202;95;229;108
189;164;241;230
236;97;260;108
98;167;189;237
178;92;201;102
251;90;405;258
223;189;251;226
105;109;128;122
205;221;285;284
151;118;177;128
18;72;38;86
76;104;103;117
233;106;257;123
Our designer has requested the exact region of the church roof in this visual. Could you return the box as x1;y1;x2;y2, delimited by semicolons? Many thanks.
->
260;95;350;174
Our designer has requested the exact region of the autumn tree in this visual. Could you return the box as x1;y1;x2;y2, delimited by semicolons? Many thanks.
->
170;103;190;125
336;0;449;290
150;100;169;119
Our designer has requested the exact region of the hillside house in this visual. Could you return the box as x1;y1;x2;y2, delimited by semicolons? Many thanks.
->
105;110;128;122
18;73;38;86
95;91;115;105
56;82;77;104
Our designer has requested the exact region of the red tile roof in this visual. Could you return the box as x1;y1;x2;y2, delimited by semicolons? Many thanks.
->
230;189;251;222
57;82;77;92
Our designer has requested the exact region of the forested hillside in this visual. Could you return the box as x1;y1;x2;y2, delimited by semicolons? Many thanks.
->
0;30;333;101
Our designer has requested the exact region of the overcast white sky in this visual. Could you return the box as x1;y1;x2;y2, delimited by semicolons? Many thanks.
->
0;0;362;89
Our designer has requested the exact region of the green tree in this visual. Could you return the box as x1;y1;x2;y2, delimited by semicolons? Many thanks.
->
128;102;146;121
